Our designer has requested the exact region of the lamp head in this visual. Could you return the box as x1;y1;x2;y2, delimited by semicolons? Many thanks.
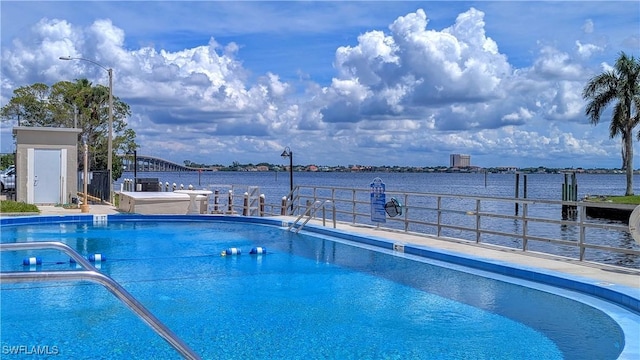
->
281;147;291;158
59;56;72;61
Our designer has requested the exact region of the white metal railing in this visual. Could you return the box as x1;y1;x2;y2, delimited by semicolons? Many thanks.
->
0;242;201;360
161;183;639;269
288;200;336;233
260;185;640;270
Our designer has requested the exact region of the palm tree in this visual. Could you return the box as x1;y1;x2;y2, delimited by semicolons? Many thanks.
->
583;52;640;196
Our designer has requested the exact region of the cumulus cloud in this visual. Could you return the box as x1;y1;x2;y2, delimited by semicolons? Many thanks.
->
0;17;308;166
319;8;517;134
0;4;634;167
531;46;583;80
502;107;534;124
541;81;585;121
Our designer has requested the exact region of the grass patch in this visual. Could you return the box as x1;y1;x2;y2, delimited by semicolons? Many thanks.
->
587;195;640;204
0;200;40;213
606;195;640;204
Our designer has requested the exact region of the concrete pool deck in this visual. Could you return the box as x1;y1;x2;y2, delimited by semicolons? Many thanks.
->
21;204;640;290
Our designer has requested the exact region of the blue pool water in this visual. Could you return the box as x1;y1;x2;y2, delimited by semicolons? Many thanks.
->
0;217;632;359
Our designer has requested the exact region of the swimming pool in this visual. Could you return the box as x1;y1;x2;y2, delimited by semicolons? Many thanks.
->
1;215;638;359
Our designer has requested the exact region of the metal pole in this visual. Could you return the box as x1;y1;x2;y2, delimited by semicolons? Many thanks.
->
107;68;113;203
133;150;137;192
289;151;293;214
81;142;89;213
59;56;114;203
514;173;520;216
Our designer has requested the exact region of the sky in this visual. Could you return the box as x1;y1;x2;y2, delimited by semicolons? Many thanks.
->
1;1;639;169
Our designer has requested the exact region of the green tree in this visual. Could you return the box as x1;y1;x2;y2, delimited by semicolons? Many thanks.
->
583;52;640;196
1;79;135;179
0;154;15;169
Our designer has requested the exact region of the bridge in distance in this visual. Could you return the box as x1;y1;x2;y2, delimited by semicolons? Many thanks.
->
119;154;210;172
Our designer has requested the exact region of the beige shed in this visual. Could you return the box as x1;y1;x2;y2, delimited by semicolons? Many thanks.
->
12;127;81;205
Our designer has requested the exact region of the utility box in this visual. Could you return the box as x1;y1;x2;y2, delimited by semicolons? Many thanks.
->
135;178;161;192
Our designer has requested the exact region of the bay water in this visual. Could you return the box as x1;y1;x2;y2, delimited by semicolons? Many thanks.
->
118;171;640;202
117;171;640;268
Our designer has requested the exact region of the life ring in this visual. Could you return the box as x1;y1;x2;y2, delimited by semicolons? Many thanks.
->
384;198;403;217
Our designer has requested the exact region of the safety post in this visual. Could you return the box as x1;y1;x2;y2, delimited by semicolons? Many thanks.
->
243;192;249;216
281;196;287;216
213;190;220;213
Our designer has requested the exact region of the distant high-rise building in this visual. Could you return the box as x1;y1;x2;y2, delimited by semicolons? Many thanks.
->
450;154;471;167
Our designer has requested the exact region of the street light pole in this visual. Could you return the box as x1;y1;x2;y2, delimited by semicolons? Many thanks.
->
59;56;113;203
133;150;137;192
281;147;293;214
107;68;113;202
81;139;89;213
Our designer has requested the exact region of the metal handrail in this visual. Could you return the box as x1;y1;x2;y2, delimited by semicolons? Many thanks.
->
287;200;319;231
288;200;335;233
283;186;300;215
262;184;640;269
0;242;201;360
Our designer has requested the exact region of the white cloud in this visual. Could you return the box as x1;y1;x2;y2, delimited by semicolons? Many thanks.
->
1;3;637;168
334;30;399;84
321;8;513;130
502;107;534;123
534;80;585;121
531;46;583;80
581;19;594;34
600;61;614;73
575;40;603;59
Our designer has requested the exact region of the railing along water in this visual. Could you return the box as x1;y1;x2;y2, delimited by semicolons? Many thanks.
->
260;185;640;269
0;242;201;360
122;181;639;269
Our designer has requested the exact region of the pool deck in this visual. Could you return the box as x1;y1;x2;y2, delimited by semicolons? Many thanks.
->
21;205;639;289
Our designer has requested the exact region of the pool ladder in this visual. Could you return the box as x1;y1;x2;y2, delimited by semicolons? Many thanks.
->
288;200;336;233
0;242;201;360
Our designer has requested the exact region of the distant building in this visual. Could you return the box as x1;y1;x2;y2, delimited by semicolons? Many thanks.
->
450;154;471;168
495;166;518;173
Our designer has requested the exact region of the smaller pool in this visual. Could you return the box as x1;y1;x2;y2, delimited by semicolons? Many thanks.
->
1;215;638;359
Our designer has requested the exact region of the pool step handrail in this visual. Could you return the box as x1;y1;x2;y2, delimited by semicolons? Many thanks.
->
0;242;201;360
287;200;318;230
288;200;335;233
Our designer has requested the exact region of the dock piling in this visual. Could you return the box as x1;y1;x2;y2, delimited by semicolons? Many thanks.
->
561;172;578;219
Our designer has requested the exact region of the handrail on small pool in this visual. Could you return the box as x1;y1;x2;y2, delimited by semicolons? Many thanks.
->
0;241;201;360
289;199;335;233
